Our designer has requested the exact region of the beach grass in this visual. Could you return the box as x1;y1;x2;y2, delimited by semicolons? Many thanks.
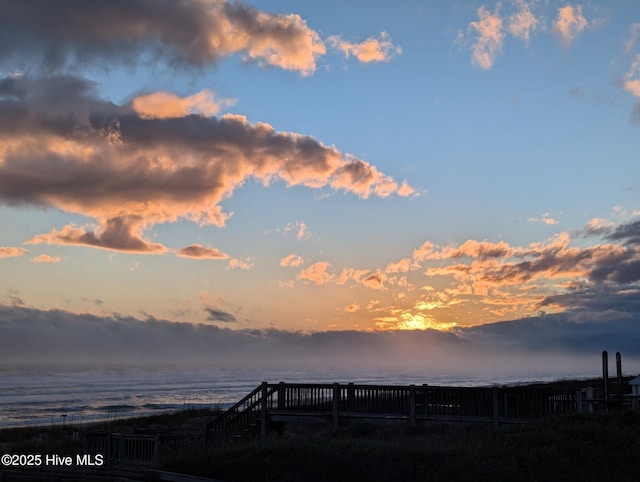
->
159;412;640;482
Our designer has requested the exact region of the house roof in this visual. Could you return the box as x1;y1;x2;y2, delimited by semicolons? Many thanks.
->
630;376;640;385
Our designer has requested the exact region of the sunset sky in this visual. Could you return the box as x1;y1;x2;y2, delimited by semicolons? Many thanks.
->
1;1;639;368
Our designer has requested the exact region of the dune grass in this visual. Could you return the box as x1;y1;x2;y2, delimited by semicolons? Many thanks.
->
160;412;640;482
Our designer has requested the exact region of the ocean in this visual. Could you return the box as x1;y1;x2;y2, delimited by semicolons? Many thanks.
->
0;363;592;429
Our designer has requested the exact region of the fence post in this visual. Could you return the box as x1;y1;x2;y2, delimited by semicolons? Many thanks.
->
602;350;609;412
333;383;339;429
576;390;583;415
118;434;125;467
409;385;416;427
492;387;499;428
154;435;160;465
422;384;429;415
278;382;285;410
106;431;112;468
616;352;623;401
260;381;268;439
347;383;355;412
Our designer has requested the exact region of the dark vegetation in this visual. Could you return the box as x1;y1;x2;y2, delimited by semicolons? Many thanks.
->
160;412;640;482
2;379;639;481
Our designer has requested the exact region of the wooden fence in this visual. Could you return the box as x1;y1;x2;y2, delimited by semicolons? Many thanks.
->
206;381;593;441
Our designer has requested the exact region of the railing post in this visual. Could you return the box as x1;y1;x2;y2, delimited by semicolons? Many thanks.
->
492;387;499;428
409;385;416;427
278;381;285;410
616;352;623;401
118;434;125;467
576;390;583;415
154;435;160;465
347;383;355;412
106;431;112;467
333;383;339;429
260;381;268;439
422;384;429;415
602;350;609;412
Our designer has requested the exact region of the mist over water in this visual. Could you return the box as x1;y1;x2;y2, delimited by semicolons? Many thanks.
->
2;306;639;428
0;356;629;429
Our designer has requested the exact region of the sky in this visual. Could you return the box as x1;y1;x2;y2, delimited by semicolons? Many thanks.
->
1;1;639;373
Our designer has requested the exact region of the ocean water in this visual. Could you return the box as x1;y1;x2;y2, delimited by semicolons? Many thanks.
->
0;363;584;429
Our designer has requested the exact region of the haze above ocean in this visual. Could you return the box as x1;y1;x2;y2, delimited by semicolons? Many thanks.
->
0;362;604;429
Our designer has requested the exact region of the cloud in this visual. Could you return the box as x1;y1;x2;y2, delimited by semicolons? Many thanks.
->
280;254;304;267
469;6;504;70
0;247;27;258
0;74;411;253
284;221;311;240
177;244;229;259
626;23;640;54
582;217;616;237
507;0;538;44
344;303;360;313
623;55;640;99
227;257;253;270
204;307;237;323
131;90;236;119
363;272;385;290
528;213;559;225
0;0;326;76
5;304;638;375
327;32;402;63
385;257;417;274
31;254;61;263
26;219;167;254
297;261;333;285
397;180;417;197
553;5;588;48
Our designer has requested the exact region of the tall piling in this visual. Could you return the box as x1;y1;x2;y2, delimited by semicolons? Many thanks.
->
602;350;609;411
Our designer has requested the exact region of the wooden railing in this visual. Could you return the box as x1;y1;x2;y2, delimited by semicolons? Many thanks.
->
203;381;589;442
205;382;278;441
84;431;160;466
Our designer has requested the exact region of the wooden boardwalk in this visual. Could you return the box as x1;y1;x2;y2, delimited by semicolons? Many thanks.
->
205;381;594;441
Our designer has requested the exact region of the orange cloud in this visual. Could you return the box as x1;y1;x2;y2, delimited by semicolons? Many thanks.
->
284;222;311;240
280;254;304;267
508;0;538;44
297;261;334;285
623;55;640;98
385;258;417;274
31;254;61;263
177;244;229;259
328;32;402;63
227;257;253;270
1;75;412;253
131;90;236;119
553;5;588;48
469;6;504;70
26;219;167;254
344;303;360;313
363;272;386;290
0;247;28;258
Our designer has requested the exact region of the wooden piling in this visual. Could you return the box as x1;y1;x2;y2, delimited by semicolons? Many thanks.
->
332;383;339;429
260;381;268;439
602;351;609;411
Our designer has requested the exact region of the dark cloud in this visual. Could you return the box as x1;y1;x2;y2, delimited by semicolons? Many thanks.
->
604;219;640;246
0;74;409;253
1;305;638;377
463;312;640;357
0;0;325;75
540;285;640;316
205;307;237;323
177;244;229;259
